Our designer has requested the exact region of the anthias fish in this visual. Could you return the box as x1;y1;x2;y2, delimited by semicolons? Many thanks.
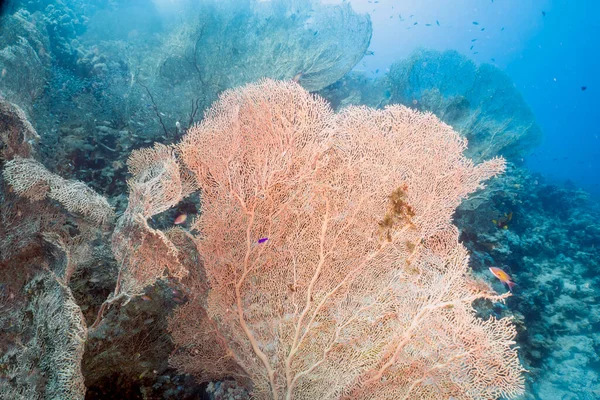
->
174;213;187;225
489;267;517;292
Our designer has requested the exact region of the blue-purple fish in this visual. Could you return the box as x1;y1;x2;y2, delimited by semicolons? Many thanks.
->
258;237;269;244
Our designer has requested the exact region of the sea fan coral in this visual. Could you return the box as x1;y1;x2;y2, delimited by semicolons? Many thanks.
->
165;79;525;399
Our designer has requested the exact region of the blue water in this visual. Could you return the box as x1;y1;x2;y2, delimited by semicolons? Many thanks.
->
348;0;599;197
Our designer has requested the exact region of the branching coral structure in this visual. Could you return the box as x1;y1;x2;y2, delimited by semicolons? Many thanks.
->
157;80;526;399
388;49;542;162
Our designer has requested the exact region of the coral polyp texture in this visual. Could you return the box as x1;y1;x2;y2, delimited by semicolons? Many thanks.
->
151;79;524;399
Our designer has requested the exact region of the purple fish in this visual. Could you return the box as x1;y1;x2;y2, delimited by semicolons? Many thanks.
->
258;237;269;244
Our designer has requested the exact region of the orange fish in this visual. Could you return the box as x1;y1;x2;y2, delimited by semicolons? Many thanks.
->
174;213;187;225
489;267;517;292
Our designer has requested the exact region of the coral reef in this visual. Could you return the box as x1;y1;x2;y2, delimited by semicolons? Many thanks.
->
167;79;523;398
388;49;542;162
1;0;598;398
454;167;600;399
0;9;51;113
115;0;372;144
317;71;390;111
0;274;87;400
0;0;372;206
0;96;204;399
319;49;542;163
3;157;114;224
0;98;102;400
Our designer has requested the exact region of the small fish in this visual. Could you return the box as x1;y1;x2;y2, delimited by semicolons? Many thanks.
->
258;237;269;244
413;22;418;25
491;58;496;62
581;86;587;91
141;295;152;302
471;39;477;42
470;45;474;50
436;20;440;26
473;52;479;55
472;21;479;25
425;23;431;26
292;72;303;82
174;213;187;225
542;11;546;17
481;27;485;31
492;212;512;230
501;27;505;31
489;267;517;292
365;50;375;56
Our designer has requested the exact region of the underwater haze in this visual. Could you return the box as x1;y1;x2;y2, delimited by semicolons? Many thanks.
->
343;0;600;198
0;0;599;399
